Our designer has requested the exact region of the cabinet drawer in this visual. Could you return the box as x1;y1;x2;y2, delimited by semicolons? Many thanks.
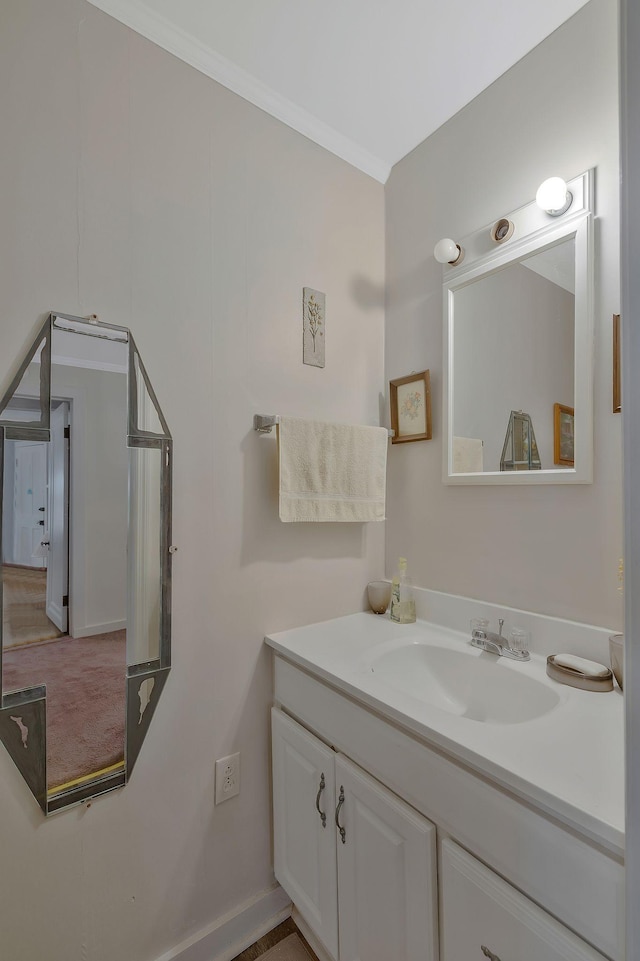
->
440;839;607;961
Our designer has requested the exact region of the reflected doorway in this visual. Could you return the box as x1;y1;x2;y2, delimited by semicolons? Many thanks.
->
1;379;128;793
2;400;70;649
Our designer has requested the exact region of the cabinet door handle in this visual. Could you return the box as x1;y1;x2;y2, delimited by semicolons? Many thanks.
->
335;786;346;844
315;773;327;827
481;947;502;961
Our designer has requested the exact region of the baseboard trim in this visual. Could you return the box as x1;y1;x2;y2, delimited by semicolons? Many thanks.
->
71;620;127;639
155;884;291;961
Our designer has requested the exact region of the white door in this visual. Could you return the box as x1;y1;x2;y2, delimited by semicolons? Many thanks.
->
272;708;339;959
335;754;438;961
12;441;48;567
46;403;69;632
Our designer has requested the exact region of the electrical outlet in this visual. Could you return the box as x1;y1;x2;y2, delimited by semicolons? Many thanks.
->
215;753;240;804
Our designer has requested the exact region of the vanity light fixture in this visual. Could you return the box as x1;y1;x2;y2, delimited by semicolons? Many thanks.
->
490;218;515;244
434;237;464;266
535;177;573;216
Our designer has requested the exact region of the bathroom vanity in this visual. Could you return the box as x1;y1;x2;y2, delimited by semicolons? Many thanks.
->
266;612;624;961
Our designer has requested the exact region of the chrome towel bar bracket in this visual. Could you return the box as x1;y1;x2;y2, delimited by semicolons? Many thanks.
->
254;414;280;433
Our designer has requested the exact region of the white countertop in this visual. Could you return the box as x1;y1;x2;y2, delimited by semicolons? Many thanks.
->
266;612;624;857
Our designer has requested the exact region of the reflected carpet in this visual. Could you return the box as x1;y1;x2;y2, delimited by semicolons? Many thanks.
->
2;630;126;790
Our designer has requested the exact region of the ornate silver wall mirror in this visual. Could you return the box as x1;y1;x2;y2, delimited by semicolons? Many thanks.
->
0;312;172;814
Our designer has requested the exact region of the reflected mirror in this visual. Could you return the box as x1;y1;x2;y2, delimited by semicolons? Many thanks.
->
0;312;172;814
500;410;541;471
444;172;593;485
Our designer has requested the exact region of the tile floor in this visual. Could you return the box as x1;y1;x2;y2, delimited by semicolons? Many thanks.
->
233;920;319;961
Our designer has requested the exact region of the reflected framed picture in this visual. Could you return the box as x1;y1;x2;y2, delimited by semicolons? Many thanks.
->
554;403;574;466
390;370;432;444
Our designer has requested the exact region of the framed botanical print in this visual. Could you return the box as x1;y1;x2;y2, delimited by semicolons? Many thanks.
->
390;370;432;444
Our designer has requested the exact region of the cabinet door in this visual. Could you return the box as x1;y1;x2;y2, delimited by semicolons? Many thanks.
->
335;754;438;961
272;709;339;959
440;839;607;961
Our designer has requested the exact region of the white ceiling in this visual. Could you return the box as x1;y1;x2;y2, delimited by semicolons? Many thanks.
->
87;0;590;183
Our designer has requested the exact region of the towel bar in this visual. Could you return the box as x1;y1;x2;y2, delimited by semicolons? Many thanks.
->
253;414;394;437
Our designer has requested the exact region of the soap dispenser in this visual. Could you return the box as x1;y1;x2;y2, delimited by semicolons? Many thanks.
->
389;557;416;624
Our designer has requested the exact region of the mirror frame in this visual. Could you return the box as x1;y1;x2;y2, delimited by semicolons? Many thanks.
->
443;170;594;485
0;312;172;814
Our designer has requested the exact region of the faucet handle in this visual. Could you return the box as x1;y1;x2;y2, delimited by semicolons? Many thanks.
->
470;617;490;635
509;627;530;654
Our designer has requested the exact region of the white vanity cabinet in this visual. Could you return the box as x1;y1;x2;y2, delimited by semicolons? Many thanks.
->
272;708;339;957
270;654;622;961
272;708;439;961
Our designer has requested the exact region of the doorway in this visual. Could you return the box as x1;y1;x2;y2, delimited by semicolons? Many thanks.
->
2;400;70;649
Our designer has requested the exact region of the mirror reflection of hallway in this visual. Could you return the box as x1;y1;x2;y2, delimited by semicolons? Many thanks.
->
2;422;64;648
1;339;129;794
2;400;71;645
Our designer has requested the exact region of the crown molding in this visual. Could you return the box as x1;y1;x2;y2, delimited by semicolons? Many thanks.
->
86;0;391;183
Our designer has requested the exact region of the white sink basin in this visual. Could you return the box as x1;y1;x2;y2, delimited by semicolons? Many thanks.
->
365;639;561;724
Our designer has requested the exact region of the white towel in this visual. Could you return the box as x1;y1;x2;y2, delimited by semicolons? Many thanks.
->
277;416;388;522
453;436;484;473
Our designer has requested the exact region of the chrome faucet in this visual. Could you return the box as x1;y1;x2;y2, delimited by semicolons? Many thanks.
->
470;617;530;661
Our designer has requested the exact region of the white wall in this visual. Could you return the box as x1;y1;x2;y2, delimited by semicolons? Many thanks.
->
0;2;385;960
128;445;163;665
621;0;640;948
71;365;127;635
385;0;621;629
2;440;17;563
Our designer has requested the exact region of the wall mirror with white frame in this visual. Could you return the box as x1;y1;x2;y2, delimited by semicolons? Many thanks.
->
0;312;172;814
442;170;594;485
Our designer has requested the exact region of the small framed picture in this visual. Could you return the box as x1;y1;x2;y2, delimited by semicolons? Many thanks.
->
390;370;432;444
554;403;574;466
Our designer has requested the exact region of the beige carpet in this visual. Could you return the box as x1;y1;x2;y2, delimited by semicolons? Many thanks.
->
258;935;314;961
3;631;126;789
